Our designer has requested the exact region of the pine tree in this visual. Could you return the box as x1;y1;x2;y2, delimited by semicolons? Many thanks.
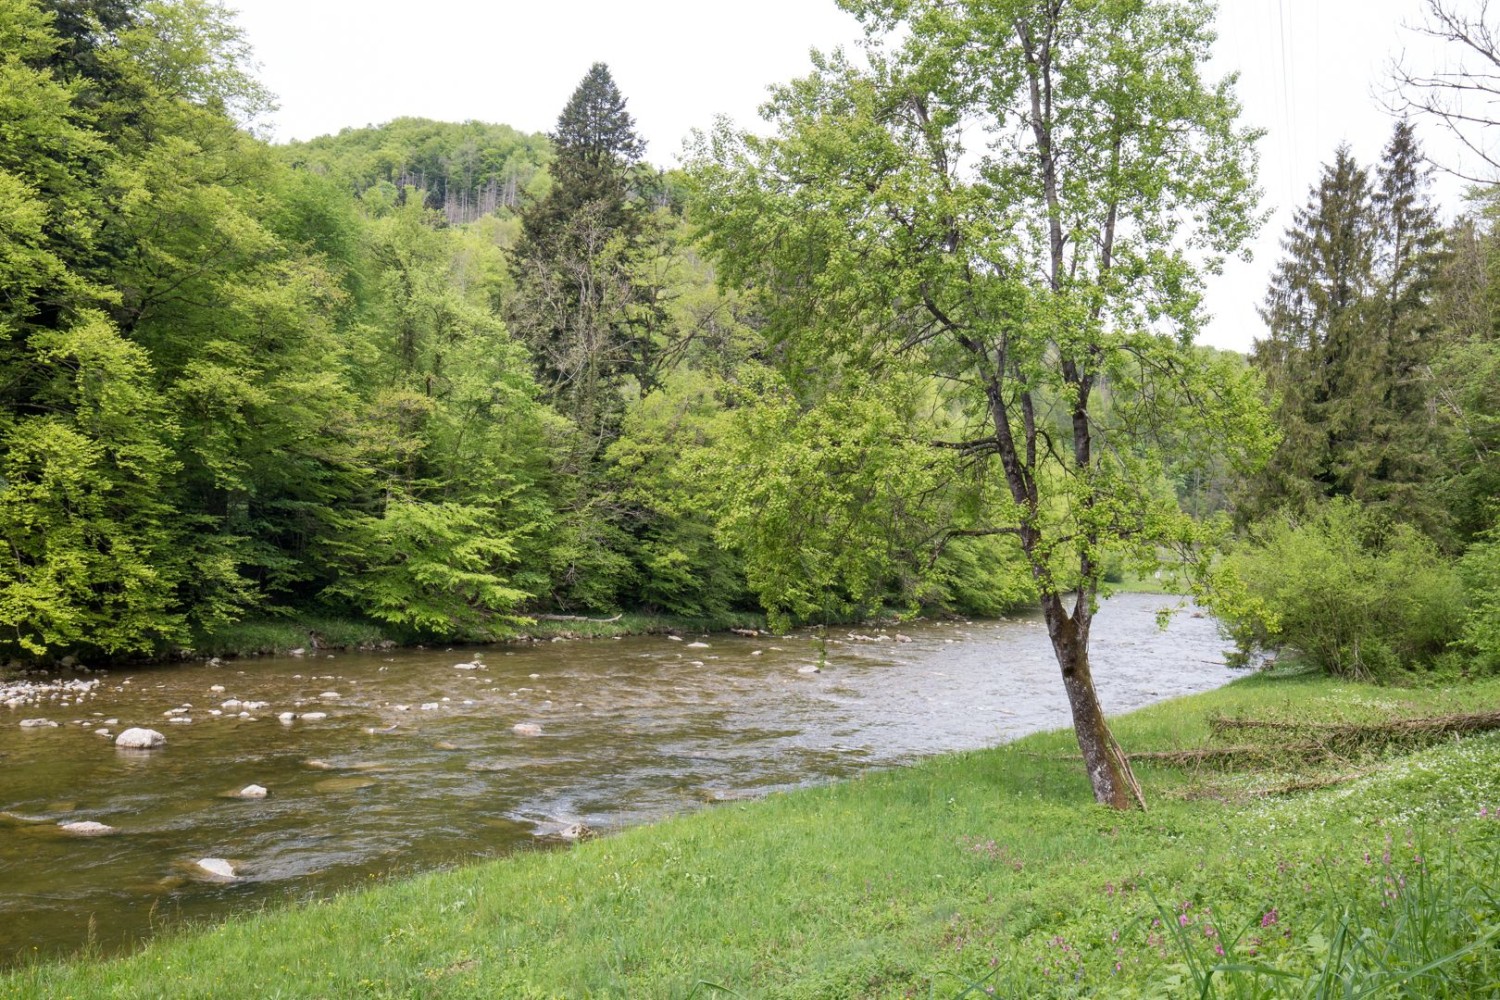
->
507;63;666;612
1369;121;1446;510
509;62;659;445
1251;145;1380;513
1247;125;1450;533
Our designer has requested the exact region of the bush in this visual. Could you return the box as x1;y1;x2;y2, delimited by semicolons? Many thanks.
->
1211;499;1466;678
1458;521;1500;671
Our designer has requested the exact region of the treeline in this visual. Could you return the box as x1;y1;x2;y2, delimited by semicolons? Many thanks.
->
1213;123;1500;678
0;0;1031;661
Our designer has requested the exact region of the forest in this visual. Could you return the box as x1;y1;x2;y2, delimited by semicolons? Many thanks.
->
0;0;1496;713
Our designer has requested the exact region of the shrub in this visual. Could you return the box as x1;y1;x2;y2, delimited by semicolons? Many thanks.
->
1210;499;1466;678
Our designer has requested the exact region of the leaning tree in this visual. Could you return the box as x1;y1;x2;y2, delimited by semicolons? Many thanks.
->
693;0;1272;808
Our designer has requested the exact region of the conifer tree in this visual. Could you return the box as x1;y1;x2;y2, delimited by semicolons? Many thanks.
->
1369;120;1447;518
509;61;660;441
1251;145;1380;512
1248;126;1450;530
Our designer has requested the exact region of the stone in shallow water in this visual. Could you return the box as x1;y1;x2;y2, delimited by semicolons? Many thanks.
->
195;858;236;879
19;719;58;729
238;784;268;799
115;727;165;749
299;712;328;721
314;776;375;793
59;821;116;836
512;723;543;737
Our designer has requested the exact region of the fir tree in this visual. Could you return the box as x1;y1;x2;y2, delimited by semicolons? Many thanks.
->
509;62;660;445
1369;120;1447;517
1251;145;1379;512
1247;125;1450;533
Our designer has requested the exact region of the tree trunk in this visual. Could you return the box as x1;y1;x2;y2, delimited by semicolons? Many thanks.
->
1042;592;1145;810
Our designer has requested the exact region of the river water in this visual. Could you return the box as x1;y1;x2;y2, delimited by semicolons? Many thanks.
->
0;593;1236;963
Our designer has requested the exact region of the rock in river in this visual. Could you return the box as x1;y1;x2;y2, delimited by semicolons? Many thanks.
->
195;858;236;879
19;718;58;729
59;821;116;837
237;784;269;799
512;723;543;737
115;727;165;749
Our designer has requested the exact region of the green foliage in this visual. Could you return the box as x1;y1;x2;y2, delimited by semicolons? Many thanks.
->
1247;126;1450;536
1457;521;1500;670
1212;499;1467;678
322;493;530;636
0;313;186;654
282;117;551;223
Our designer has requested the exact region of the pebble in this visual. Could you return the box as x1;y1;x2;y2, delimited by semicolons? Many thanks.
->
300;712;328;721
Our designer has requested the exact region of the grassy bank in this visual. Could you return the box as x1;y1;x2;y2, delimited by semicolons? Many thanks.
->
7;673;1500;998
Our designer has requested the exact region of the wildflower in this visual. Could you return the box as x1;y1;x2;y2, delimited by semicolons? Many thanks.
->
1179;914;1190;927
1261;908;1278;927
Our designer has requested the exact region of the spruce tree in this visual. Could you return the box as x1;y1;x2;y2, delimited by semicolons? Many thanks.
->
509;62;659;442
1247;125;1450;533
1251;145;1380;513
1369;120;1447;520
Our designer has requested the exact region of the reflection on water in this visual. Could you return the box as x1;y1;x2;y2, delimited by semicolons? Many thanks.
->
0;593;1234;962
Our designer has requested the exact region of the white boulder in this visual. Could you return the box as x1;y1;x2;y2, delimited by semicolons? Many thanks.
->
512;722;543;737
59;821;115;837
19;718;58;729
299;711;327;721
194;858;236;879
115;727;165;749
238;785;268;799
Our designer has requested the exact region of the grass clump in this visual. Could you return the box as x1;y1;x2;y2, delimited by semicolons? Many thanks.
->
4;674;1499;997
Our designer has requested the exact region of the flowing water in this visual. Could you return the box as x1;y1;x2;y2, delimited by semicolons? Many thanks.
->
0;593;1236;964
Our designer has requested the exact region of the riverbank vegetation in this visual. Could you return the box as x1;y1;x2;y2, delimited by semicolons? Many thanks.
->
6;671;1499;997
4;0;1494;707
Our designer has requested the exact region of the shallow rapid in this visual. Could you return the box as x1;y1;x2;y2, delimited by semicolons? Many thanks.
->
0;593;1236;962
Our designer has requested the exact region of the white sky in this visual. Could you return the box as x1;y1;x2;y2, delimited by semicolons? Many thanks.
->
231;0;1478;353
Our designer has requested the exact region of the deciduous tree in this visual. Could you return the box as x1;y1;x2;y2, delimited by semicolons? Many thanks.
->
694;0;1269;809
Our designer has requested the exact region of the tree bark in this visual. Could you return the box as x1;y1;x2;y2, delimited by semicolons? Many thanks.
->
1041;592;1145;811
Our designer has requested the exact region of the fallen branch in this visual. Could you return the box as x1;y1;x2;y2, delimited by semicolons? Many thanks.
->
532;613;624;624
1210;711;1500;745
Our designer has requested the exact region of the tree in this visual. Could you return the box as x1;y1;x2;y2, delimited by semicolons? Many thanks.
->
1390;0;1500;181
1248;127;1448;532
694;0;1268;809
509;61;661;441
1250;146;1380;515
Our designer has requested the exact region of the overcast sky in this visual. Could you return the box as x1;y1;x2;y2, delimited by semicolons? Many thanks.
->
231;0;1478;353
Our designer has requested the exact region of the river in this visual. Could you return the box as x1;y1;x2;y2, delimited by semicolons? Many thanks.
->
0;592;1236;964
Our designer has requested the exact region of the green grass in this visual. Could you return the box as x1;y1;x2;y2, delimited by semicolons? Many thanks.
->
7;674;1500;998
